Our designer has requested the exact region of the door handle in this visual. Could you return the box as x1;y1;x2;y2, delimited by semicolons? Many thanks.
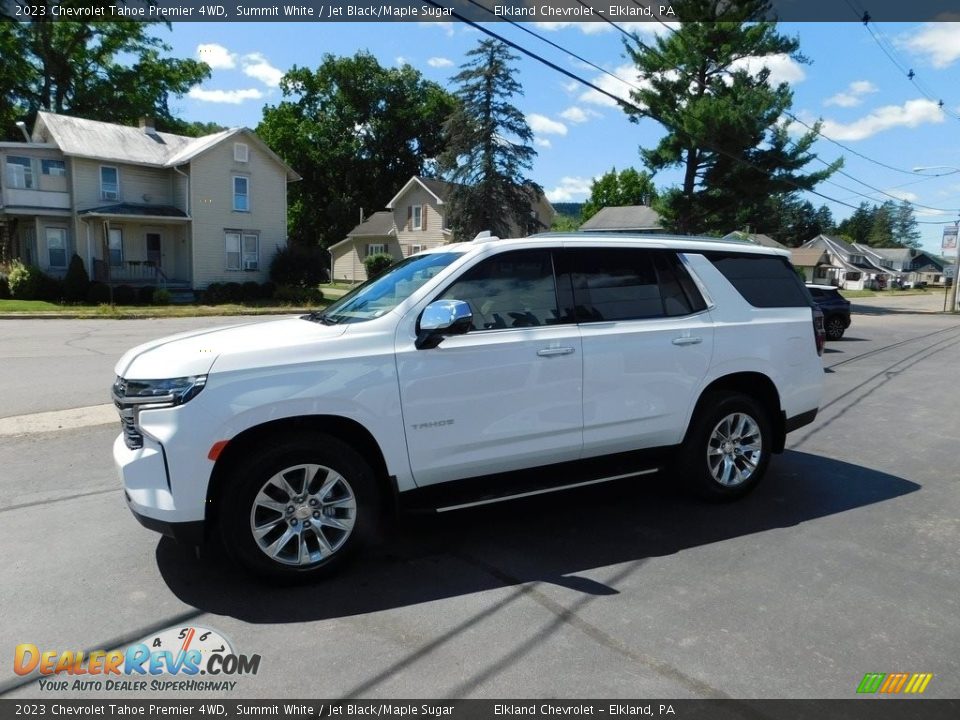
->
537;346;575;357
672;336;703;346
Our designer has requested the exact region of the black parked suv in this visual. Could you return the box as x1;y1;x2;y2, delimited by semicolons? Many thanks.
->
806;284;851;340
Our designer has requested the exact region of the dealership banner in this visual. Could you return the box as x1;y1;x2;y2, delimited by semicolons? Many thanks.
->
0;0;956;22
943;225;958;251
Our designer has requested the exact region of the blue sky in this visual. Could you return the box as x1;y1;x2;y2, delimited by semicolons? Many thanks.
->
158;21;960;253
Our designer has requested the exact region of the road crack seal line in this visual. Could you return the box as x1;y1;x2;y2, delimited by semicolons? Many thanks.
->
0;487;118;515
0;608;206;696
825;324;960;370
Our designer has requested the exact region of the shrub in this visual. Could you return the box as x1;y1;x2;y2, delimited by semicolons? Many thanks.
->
113;284;136;306
86;282;111;305
363;252;394;280
39;274;64;303
152;288;171;306
63;254;90;303
273;284;323;306
0;274;9;299
7;261;44;300
259;281;276;300
222;282;243;304
270;244;329;287
241;281;261;303
202;282;225;305
137;285;156;305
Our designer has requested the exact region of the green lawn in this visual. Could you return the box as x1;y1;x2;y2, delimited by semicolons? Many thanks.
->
839;288;937;299
0;299;329;318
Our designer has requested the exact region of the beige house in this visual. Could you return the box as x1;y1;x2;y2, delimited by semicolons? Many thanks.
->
0;112;299;291
329;176;555;283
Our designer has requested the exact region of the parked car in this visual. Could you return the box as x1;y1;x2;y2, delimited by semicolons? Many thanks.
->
113;234;824;580
806;283;851;340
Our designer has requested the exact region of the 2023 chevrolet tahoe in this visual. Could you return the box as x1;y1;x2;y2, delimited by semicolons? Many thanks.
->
113;234;824;579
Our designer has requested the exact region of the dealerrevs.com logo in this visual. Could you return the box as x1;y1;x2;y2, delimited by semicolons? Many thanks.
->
14;626;260;692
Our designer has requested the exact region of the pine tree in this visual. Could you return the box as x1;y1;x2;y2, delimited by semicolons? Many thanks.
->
439;40;542;241
622;0;839;235
893;200;921;248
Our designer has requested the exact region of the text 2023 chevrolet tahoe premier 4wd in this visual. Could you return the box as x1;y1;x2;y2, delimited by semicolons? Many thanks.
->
113;234;824;579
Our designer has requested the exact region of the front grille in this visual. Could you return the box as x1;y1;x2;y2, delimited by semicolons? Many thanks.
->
117;404;143;450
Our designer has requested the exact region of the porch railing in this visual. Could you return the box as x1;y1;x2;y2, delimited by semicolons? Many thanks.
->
93;260;169;286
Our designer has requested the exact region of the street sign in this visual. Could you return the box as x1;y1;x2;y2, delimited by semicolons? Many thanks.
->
943;225;958;250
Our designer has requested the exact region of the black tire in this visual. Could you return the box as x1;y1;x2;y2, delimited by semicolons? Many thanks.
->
677;392;772;501
825;316;846;340
218;432;381;581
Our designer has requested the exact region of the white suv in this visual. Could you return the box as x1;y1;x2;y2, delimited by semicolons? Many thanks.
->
113;234;824;579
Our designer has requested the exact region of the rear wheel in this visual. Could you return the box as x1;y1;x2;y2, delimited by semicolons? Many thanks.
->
678;392;772;500
825;316;846;340
219;433;380;581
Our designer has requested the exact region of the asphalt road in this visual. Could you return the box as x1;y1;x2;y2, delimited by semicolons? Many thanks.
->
1;298;959;699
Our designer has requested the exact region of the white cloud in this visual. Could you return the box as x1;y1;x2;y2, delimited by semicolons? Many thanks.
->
197;43;236;70
396;56;408;66
579;64;644;108
560;106;601;123
188;87;264;104
242;53;284;87
427;57;453;68
534;138;552;149
820;99;945;141
546;176;593;202
885;190;919;202
824;80;878;108
527;113;568;136
898;23;960;68
418;21;455;37
730;53;806;85
534;21;674;36
562;80;580;94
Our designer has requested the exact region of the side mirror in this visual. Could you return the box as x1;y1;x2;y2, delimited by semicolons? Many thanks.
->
416;299;473;349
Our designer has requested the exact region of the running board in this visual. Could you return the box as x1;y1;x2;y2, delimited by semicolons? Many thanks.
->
434;468;659;513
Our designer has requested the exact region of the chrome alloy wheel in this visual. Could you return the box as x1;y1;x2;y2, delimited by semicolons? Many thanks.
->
706;413;763;487
249;464;357;566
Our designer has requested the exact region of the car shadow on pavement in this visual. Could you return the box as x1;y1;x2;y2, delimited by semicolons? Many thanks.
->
850;303;943;316
156;450;918;623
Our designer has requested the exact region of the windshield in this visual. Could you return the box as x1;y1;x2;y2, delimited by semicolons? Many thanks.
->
312;252;463;324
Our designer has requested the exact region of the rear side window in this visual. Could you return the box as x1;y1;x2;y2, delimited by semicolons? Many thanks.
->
705;253;812;308
558;248;707;322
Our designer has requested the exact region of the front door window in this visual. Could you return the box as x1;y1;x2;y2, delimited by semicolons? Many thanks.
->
146;233;162;268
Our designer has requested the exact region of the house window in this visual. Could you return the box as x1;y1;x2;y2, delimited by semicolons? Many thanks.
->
41;159;66;177
46;227;67;268
233;176;249;211
100;166;119;200
850;254;864;264
6;156;34;189
108;228;123;267
412;205;423;230
410;244;426;255
234;143;249;162
366;243;386;257
225;231;259;270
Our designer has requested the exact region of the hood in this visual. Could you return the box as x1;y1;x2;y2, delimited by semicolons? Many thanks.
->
114;317;348;380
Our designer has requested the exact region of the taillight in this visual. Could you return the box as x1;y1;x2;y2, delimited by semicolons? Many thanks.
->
812;308;825;356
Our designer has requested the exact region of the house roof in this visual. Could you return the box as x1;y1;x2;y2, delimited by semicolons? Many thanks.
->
805;234;886;272
32;112;300;180
724;231;787;249
579;205;663;232
347;211;396;237
790;248;828;267
78;203;188;218
386;176;454;208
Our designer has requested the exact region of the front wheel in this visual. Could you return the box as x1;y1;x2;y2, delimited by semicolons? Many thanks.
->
678;392;772;500
219;433;381;581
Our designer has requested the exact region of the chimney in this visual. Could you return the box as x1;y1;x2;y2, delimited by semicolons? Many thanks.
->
138;116;156;135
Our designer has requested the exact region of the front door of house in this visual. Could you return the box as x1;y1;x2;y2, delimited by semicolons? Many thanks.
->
146;233;162;268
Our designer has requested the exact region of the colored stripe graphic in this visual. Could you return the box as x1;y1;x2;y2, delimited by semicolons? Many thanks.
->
857;672;933;694
857;673;885;693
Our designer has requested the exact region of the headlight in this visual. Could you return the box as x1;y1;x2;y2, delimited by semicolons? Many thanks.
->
112;376;207;450
113;375;207;408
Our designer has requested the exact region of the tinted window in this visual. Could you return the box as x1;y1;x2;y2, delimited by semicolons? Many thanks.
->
440;249;560;330
706;253;811;308
559;248;706;322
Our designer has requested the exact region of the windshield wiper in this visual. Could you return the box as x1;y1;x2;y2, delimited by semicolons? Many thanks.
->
303;311;340;325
